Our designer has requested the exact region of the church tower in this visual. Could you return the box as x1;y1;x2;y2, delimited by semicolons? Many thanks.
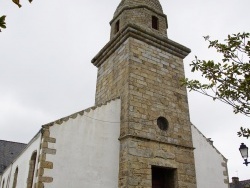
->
92;0;197;187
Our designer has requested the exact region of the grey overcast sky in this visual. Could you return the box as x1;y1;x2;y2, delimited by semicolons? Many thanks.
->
0;0;249;181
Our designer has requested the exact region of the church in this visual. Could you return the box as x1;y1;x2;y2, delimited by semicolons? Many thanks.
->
0;0;230;187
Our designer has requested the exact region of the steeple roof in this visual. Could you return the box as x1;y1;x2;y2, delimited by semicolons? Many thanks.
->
114;0;163;17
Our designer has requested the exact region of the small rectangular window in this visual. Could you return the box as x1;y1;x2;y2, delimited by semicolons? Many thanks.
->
152;16;159;30
115;20;120;33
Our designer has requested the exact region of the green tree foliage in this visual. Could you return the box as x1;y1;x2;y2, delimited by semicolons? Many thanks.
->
183;32;250;138
0;15;7;32
1;0;33;31
239;127;250;139
12;0;33;8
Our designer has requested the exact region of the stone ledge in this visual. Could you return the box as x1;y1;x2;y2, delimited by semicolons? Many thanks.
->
119;134;195;150
92;24;191;67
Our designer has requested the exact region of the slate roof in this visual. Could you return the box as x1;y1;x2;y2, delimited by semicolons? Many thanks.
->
230;179;250;188
0;140;27;174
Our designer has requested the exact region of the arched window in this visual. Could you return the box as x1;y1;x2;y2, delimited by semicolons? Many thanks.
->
1;179;5;188
12;167;18;188
152;16;159;30
27;151;37;188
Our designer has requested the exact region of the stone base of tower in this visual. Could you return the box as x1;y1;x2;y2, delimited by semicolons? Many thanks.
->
119;137;196;188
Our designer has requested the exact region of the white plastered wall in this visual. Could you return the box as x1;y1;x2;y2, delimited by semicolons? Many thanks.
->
0;133;41;188
191;125;229;188
44;99;121;188
0;165;11;188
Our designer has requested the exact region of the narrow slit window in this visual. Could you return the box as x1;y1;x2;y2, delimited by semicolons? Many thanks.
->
2;179;5;188
27;151;37;188
115;20;120;33
12;167;18;188
152;16;159;30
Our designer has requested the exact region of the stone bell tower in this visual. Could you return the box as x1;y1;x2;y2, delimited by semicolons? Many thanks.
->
92;0;197;187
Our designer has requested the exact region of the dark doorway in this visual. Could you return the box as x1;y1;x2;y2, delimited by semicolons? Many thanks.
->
152;166;176;188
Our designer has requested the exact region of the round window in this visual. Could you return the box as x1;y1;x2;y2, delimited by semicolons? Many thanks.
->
157;117;169;131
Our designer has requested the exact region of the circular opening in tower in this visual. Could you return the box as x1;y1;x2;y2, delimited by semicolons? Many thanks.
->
157;117;169;131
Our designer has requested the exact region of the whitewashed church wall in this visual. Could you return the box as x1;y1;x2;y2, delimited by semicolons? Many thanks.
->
44;99;121;188
191;125;228;188
0;165;11;188
0;133;41;188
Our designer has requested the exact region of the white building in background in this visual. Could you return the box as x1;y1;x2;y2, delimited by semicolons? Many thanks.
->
0;0;229;188
192;125;229;188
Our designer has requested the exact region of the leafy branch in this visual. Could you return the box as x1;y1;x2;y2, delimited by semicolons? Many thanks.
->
1;0;34;31
182;32;250;138
238;127;250;139
12;0;33;8
0;15;7;32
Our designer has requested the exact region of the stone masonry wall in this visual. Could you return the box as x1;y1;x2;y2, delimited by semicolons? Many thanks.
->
95;39;130;137
96;37;193;148
36;127;56;188
114;0;163;16
95;37;197;187
120;137;196;188
110;8;167;39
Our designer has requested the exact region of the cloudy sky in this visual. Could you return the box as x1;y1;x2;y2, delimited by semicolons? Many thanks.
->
1;0;250;181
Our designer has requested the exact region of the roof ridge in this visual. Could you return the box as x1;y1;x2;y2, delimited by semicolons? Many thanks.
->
0;140;27;145
42;97;120;128
191;123;228;161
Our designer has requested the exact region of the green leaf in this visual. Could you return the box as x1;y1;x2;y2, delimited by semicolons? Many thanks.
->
0;15;7;31
183;32;250;118
12;0;22;8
